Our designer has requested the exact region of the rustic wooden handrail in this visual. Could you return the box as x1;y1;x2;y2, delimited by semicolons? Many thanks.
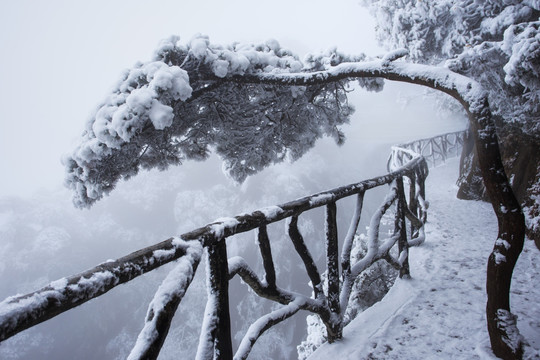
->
388;130;466;170
0;131;465;359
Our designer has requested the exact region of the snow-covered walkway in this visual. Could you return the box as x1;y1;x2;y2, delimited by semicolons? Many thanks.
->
310;158;540;359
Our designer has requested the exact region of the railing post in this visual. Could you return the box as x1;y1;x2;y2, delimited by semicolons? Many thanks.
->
396;177;410;278
441;137;447;163
418;162;428;223
430;139;435;165
408;171;418;235
325;202;341;341
207;239;233;359
257;225;276;288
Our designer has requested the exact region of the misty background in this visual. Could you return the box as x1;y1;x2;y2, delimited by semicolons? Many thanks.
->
0;1;467;359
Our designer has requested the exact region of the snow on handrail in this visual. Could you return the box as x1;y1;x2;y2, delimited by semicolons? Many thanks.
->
388;130;466;170
0;131;468;359
0;156;424;343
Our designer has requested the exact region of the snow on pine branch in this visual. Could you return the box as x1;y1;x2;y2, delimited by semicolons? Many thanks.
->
65;33;490;209
363;0;540;130
64;35;362;208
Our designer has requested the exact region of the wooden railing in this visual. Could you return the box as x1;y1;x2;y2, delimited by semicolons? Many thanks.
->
388;130;466;170
0;131;465;359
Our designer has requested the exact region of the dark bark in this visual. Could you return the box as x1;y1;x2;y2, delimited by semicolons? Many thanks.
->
496;126;540;251
289;215;323;298
396;178;411;278
325;202;342;342
408;171;418;235
257;225;276;288
207;240;233;359
457;130;488;201
466;99;525;359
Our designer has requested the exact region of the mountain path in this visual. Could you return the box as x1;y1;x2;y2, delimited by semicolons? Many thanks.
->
309;158;540;360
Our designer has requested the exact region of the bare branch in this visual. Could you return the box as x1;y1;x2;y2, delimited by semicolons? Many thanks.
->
228;256;327;317
340;185;398;315
128;241;202;360
341;192;364;276
257;225;276;288
288;215;323;298
234;299;302;360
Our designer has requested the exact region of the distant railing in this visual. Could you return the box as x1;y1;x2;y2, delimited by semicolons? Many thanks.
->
388;130;466;170
0;131;465;359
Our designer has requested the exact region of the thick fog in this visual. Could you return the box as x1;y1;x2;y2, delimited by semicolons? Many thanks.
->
0;0;381;199
0;80;467;359
0;1;468;359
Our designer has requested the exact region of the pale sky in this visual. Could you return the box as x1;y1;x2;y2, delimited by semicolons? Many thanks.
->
0;0;381;198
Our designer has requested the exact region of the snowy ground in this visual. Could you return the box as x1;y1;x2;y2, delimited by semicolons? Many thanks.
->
309;157;540;360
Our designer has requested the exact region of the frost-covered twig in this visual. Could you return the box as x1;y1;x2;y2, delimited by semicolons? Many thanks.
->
234;299;303;360
353;185;398;277
381;48;408;66
195;289;217;360
341;192;364;276
228;256;324;314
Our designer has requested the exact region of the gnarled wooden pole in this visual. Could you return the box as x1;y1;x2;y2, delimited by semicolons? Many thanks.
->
468;98;525;359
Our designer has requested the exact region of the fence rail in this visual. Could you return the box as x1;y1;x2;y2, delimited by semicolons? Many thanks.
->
388;130;466;170
0;130;466;359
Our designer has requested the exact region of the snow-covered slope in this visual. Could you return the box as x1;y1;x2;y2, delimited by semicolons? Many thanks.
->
309;157;540;359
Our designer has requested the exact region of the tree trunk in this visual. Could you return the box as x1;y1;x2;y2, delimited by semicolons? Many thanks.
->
466;101;525;359
457;130;488;201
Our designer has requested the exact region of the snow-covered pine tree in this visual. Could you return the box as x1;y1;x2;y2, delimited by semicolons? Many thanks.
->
62;34;524;359
361;2;537;357
63;35;364;209
362;0;540;249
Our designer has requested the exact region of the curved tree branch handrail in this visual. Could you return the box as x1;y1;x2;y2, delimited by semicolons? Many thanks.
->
0;129;469;359
0;155;424;343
